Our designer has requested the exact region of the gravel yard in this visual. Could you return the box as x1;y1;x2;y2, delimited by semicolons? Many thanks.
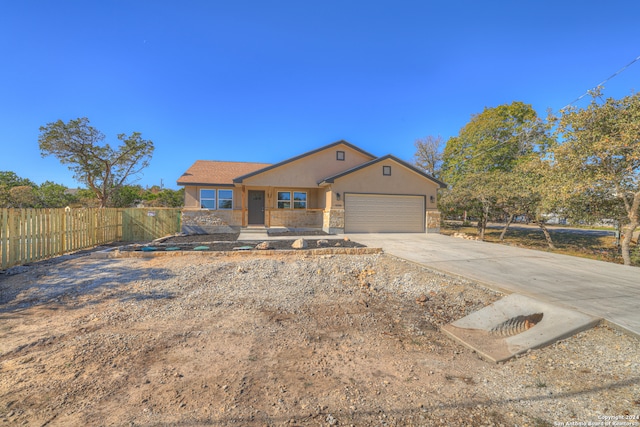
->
0;250;638;426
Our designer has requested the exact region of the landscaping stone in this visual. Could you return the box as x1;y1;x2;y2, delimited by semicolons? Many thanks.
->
291;238;307;249
255;241;273;250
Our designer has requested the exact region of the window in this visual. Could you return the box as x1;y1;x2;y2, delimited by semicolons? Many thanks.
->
383;165;391;176
200;189;216;209
277;191;307;209
218;189;233;209
293;192;307;209
277;191;291;209
336;150;345;161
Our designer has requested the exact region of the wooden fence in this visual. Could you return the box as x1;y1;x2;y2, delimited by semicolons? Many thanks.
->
0;208;182;270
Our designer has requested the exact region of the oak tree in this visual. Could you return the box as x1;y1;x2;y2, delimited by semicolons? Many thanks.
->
38;118;154;208
550;91;640;265
441;102;548;240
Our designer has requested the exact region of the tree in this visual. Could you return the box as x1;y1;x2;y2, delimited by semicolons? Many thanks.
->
38;118;154;208
550;91;640;265
0;171;36;188
0;172;36;208
37;181;79;208
9;186;37;208
413;135;444;177
145;188;184;207
111;185;144;208
440;102;548;240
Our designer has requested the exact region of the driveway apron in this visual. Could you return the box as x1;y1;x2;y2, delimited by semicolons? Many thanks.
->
350;233;640;338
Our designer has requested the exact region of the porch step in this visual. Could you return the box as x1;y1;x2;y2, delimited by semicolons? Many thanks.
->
241;227;269;233
238;227;269;241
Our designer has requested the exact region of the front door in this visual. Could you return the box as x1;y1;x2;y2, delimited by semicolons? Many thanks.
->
248;190;265;225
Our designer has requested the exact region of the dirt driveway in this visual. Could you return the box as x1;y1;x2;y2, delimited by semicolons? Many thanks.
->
0;251;638;426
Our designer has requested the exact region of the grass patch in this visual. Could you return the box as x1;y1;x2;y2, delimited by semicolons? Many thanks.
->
442;222;633;265
535;379;547;388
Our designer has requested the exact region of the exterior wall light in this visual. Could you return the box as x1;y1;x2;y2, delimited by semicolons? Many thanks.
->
336;192;341;201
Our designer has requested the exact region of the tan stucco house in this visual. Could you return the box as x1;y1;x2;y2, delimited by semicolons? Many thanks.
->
177;140;445;234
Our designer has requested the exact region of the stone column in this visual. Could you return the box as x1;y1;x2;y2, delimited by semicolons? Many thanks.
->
323;209;344;234
425;210;441;233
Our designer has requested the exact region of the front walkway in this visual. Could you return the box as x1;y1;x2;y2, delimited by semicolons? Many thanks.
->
350;233;640;338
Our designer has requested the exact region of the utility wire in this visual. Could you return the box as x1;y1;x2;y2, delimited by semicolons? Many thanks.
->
562;54;640;110
456;54;640;164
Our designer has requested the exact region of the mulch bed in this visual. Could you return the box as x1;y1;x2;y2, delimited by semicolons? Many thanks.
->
121;233;365;252
159;233;240;243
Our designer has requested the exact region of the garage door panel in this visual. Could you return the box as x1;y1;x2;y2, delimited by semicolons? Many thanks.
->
345;194;424;233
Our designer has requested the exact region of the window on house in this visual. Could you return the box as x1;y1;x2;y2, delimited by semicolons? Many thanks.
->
293;192;307;209
218;189;233;209
277;191;291;209
200;189;216;209
383;165;391;176
336;150;345;161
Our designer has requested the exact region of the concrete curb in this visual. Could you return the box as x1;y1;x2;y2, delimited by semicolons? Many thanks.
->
90;247;384;259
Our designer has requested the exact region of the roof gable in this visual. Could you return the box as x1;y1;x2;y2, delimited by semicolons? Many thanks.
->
233;140;376;184
319;154;447;188
177;160;271;186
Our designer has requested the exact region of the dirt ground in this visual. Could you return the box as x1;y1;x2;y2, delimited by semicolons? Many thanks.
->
0;250;638;426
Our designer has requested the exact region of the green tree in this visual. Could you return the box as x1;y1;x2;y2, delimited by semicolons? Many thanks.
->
38;118;154;208
550;91;640;265
37;181;79;208
76;189;100;207
0;171;36;188
111;185;144;208
0;172;37;208
9;186;38;208
441;101;547;240
503;155;558;248
150;188;184;207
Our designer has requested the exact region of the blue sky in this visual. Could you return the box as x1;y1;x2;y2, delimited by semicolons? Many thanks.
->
1;1;639;190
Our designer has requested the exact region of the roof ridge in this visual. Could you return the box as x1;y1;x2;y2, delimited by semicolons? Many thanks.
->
194;160;272;165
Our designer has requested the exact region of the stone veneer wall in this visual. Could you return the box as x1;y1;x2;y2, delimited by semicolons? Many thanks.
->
181;210;241;234
322;209;344;234
426;210;441;233
268;209;323;228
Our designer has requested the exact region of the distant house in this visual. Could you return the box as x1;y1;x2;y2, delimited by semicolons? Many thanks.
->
177;140;445;234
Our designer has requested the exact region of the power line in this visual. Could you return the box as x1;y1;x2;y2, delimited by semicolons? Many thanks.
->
455;54;640;164
562;54;640;110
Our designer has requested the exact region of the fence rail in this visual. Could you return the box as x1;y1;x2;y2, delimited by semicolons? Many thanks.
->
0;208;181;270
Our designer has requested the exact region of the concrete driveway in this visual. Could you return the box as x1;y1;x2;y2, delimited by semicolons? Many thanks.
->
350;233;640;338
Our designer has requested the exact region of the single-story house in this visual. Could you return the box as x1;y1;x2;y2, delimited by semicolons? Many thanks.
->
177;140;446;234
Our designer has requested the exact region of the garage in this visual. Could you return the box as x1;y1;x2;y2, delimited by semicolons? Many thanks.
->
344;193;425;233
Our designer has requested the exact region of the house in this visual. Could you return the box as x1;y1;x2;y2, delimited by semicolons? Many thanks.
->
177;140;446;234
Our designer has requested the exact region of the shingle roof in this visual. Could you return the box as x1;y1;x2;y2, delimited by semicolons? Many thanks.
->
177;160;271;186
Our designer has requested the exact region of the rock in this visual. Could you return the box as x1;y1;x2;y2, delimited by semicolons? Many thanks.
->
343;237;351;241
255;241;273;250
292;238;307;249
416;294;429;306
316;239;329;247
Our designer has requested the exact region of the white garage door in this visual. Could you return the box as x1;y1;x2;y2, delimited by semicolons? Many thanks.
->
345;194;425;233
